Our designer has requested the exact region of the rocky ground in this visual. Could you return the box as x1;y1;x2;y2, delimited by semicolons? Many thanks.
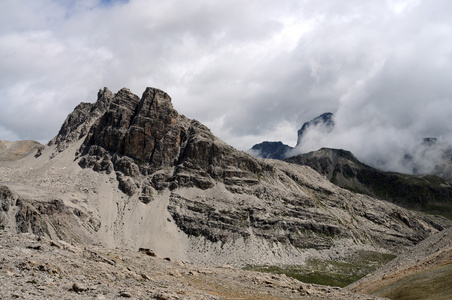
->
0;231;388;300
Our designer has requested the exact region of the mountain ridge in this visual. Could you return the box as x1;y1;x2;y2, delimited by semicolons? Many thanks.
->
249;113;335;160
285;147;452;220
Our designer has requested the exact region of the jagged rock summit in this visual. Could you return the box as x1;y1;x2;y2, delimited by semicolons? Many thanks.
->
249;112;334;160
296;112;334;147
1;87;450;269
50;87;264;202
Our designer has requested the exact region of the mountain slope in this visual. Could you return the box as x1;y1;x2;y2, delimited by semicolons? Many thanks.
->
0;231;391;300
347;227;452;300
285;148;452;220
0;140;43;161
0;87;450;269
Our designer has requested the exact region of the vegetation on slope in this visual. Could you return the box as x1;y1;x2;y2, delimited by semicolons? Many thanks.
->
245;250;396;288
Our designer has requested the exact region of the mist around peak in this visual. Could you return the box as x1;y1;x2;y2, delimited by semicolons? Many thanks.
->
287;111;452;178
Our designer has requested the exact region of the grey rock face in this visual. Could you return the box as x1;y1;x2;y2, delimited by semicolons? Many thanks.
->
54;87;267;203
49;87;113;153
168;159;448;252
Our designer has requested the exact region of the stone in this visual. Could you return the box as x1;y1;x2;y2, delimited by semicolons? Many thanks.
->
72;282;88;293
140;273;151;280
138;248;156;257
169;269;181;277
119;290;132;298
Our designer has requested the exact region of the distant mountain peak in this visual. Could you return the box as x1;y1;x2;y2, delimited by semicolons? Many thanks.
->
249;112;335;160
296;112;334;147
249;141;292;160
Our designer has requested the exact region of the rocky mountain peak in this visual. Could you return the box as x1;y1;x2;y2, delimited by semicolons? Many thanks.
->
296;112;334;147
79;86;178;165
49;87;265;201
48;87;114;152
249;112;335;160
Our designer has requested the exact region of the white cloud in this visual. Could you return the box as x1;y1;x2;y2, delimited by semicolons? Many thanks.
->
1;0;452;173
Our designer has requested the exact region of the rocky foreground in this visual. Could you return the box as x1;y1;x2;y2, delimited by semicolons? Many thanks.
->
0;231;388;300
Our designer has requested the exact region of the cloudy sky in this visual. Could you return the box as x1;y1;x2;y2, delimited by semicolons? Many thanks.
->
1;0;452;172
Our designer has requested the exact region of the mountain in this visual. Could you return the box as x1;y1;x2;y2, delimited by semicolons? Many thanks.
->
296;112;334;147
249;112;334;160
250;112;452;182
284;148;452;220
249;141;293;160
1;87;451;291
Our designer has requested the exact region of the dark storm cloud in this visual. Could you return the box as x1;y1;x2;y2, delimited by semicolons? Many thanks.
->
1;0;452;172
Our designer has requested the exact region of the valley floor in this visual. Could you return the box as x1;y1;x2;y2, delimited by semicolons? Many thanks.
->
0;231;387;300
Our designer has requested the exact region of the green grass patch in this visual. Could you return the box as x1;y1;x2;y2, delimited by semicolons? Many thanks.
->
244;251;396;288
